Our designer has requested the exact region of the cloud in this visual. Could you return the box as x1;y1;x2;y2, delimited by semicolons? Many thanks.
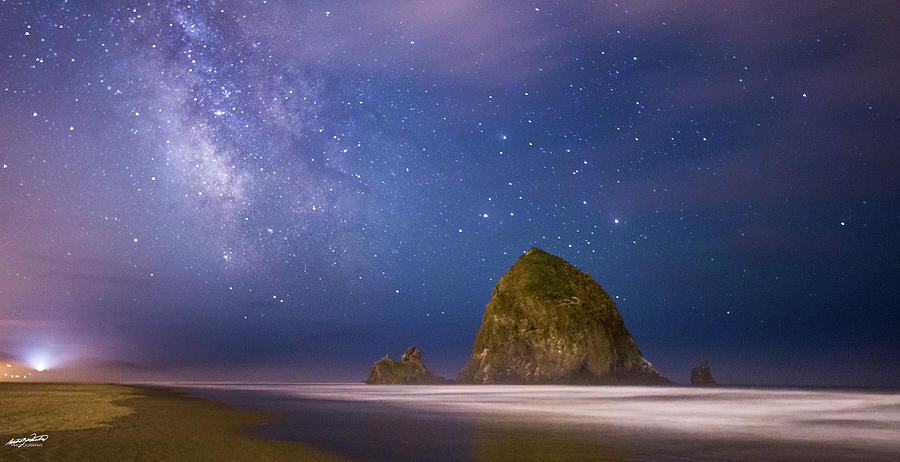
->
0;319;54;330
23;253;119;268
37;271;152;287
239;0;591;85
588;1;900;215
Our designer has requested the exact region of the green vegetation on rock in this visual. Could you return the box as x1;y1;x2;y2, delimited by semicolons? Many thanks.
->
517;250;575;299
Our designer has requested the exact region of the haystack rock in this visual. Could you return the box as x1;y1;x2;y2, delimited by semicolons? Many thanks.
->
690;359;717;386
458;248;670;384
365;346;448;384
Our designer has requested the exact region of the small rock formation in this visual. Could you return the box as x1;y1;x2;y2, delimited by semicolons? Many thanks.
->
458;248;670;384
690;359;717;386
365;346;447;384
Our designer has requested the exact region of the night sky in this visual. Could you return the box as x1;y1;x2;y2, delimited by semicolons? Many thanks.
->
1;1;898;386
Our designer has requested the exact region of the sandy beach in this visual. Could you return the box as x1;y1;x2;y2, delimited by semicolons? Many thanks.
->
0;383;341;461
2;382;898;461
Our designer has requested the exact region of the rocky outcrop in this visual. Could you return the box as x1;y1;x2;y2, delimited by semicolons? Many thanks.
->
690;359;717;386
458;248;669;384
365;346;447;384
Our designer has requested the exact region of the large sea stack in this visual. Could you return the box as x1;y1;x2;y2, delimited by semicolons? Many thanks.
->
365;346;447;384
458;248;669;384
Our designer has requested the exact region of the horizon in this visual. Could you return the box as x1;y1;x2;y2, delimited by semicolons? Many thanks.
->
1;1;898;388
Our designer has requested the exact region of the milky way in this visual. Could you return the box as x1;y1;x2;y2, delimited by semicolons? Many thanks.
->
1;1;898;384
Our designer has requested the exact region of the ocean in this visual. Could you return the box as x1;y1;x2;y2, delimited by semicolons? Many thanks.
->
172;383;900;461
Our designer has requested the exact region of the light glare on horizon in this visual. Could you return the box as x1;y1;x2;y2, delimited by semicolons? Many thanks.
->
24;349;55;372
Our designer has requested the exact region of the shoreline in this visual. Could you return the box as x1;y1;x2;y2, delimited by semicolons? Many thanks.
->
0;382;342;461
178;382;900;462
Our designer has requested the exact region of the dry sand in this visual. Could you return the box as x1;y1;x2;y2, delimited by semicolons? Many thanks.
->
0;383;342;461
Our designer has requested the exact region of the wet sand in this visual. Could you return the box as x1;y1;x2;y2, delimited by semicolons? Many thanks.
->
0;383;342;461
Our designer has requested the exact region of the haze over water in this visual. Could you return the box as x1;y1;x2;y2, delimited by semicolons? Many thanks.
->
178;384;900;461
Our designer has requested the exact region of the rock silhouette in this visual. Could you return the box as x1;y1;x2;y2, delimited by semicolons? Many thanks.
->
366;346;448;384
691;359;717;386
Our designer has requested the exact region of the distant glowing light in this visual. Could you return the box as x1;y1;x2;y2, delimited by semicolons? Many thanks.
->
25;349;55;372
614;218;620;224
